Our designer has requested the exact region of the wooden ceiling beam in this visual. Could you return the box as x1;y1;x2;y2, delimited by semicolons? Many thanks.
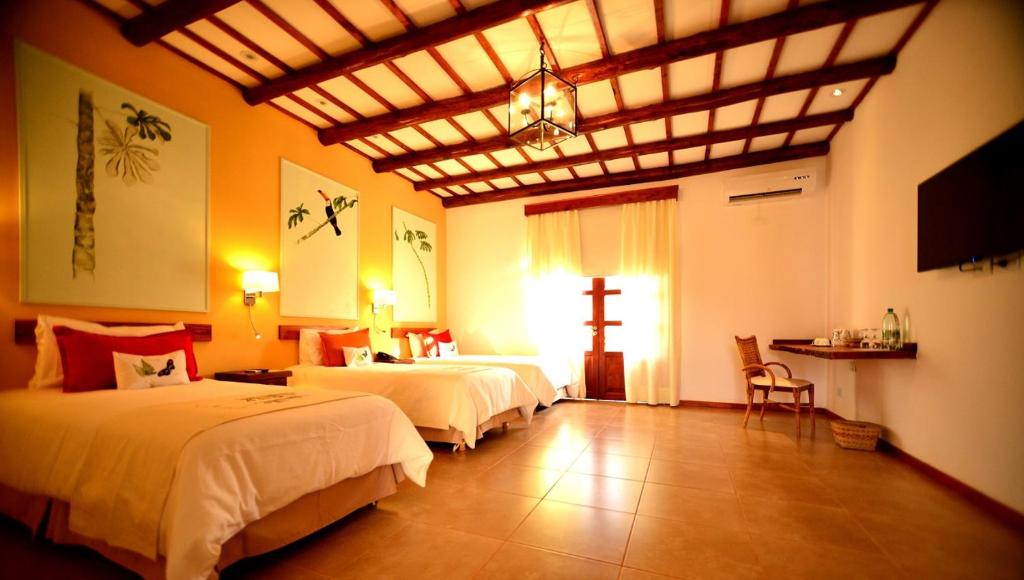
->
373;55;893;173
121;0;241;46
243;0;571;105
442;142;830;208
318;0;922;145
413;109;850;191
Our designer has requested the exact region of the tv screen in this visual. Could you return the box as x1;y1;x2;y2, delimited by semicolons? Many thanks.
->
917;120;1024;272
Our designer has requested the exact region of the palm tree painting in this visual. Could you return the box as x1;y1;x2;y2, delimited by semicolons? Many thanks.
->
73;96;172;278
392;208;436;322
287;190;358;244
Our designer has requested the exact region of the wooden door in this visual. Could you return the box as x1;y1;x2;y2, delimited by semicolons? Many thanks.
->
583;277;625;401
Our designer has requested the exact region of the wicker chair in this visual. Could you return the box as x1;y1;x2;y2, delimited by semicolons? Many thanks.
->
735;335;814;435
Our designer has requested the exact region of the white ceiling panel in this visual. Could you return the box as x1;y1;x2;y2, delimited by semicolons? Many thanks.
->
775;24;843;77
837;5;921;64
447;184;471;195
590;127;629;150
466;182;494;193
318;76;389;117
352;64;425;109
270;96;330;127
631;119;668;145
391;51;463;100
577;79;619;117
598;0;657;54
522;146;560;162
618;68;664;108
714;100;758;130
490;148;529;167
393;0;456;28
262;0;359;57
535;1;603;68
162;31;258;87
292;87;355;123
431;189;452;197
806;78;869;114
451;110;503;139
637;152;670;169
395;167;423;181
515;172;546;185
759;89;811;123
388;126;435;150
665;0;718;39
668;55;716;99
434;35;506;91
709;139;746;159
491;176;519;189
185;20;284;79
673;147;705;165
748;133;788;152
544;168;575;181
604;157;636;174
434;158;471;175
481;18;542;80
417;119;465;145
790;125;835;145
720;40;775;88
216;2;319;70
572;162;604;178
729;0;790;23
556;136;593;156
671;111;710;136
345;139;385;159
366;135;406;155
328;0;406;42
461;153;499;172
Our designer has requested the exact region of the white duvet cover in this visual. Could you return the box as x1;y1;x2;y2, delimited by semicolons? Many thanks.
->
288;363;538;447
0;381;432;580
412;354;572;407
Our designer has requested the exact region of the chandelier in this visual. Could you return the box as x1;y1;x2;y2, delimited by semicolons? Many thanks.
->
508;43;577;151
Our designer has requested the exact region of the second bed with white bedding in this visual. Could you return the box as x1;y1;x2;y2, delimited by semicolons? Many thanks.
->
411;354;572;407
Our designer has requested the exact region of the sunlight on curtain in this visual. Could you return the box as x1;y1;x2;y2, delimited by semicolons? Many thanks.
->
525;211;588;398
620;199;679;405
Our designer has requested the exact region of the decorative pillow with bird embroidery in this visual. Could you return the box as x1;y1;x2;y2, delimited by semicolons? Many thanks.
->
112;350;189;390
341;346;374;368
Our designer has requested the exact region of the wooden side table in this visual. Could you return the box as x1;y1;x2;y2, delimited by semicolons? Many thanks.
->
213;369;292;386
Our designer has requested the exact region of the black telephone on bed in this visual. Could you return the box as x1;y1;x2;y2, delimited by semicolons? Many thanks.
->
374;351;399;363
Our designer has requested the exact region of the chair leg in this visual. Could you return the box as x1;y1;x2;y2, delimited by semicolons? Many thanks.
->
759;390;768;422
743;387;753;428
793;389;801;437
808;386;816;434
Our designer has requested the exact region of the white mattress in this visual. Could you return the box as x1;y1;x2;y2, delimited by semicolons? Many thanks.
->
0;381;432;580
288;363;538;447
412;354;572;407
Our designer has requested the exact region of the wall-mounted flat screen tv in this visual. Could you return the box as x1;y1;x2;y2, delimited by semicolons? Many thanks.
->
917;120;1023;272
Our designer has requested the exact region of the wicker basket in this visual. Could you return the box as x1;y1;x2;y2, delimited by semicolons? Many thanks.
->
830;420;882;451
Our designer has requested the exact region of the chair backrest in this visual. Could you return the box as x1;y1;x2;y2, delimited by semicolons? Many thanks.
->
734;335;764;378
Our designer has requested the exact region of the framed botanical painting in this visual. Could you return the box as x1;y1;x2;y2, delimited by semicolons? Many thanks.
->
280;159;358;319
17;43;209;311
392;207;436;323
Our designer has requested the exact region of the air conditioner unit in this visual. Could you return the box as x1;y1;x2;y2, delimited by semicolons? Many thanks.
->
723;167;818;205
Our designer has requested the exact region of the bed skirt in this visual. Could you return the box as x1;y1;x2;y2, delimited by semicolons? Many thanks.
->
416;406;524;445
0;463;404;579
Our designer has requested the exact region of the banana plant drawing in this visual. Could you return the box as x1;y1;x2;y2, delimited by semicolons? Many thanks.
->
287;191;357;244
73;97;172;278
396;222;433;308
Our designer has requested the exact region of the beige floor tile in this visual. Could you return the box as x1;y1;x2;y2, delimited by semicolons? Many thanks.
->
651;441;727;465
511;500;635;563
753;541;905;580
637;483;746;531
646;458;734;492
586;437;656;458
547;471;644;512
728;468;841;507
398;486;540;539
276;509;409;575
571;450;651;481
618;568;676;580
623;515;761;579
740;497;882;553
477;542;621;579
722;448;810;474
335;522;501;579
470;461;564;498
503;444;583;471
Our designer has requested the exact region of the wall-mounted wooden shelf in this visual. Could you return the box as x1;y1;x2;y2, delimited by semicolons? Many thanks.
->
770;339;917;360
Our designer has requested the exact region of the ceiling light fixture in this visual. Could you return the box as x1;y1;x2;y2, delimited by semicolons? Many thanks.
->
508;42;577;151
239;50;258;61
831;88;845;97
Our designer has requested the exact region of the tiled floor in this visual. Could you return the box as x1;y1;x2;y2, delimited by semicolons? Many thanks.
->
1;401;1022;579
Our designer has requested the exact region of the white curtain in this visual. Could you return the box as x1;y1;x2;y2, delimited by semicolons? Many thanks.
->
620;199;679;405
525;211;588;398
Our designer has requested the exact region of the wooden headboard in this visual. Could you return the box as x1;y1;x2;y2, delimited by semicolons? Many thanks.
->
390;327;435;339
14;319;212;345
278;324;355;341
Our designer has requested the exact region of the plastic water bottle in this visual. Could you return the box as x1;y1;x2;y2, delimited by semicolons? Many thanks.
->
882;308;901;350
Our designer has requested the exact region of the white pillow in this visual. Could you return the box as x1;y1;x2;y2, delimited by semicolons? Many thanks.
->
342;346;373;367
29;315;184;390
436;340;459;358
113;350;189;390
406;332;427;358
299;327;359;366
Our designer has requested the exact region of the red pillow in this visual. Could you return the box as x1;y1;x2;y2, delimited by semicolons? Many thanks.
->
54;327;199;392
430;329;453;343
320;329;371;367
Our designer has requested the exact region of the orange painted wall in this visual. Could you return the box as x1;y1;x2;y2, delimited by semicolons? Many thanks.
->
0;0;445;387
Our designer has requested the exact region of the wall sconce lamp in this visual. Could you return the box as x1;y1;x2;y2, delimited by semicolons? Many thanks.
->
372;289;397;315
242;270;279;340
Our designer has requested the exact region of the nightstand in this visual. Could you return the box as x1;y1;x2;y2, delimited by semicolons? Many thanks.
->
213;369;292;386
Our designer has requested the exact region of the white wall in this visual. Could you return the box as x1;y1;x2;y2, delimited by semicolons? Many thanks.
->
827;0;1024;511
447;156;830;406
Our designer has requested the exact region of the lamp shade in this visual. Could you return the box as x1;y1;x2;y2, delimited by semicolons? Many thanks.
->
242;270;279;293
508;46;576;151
373;288;397;307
